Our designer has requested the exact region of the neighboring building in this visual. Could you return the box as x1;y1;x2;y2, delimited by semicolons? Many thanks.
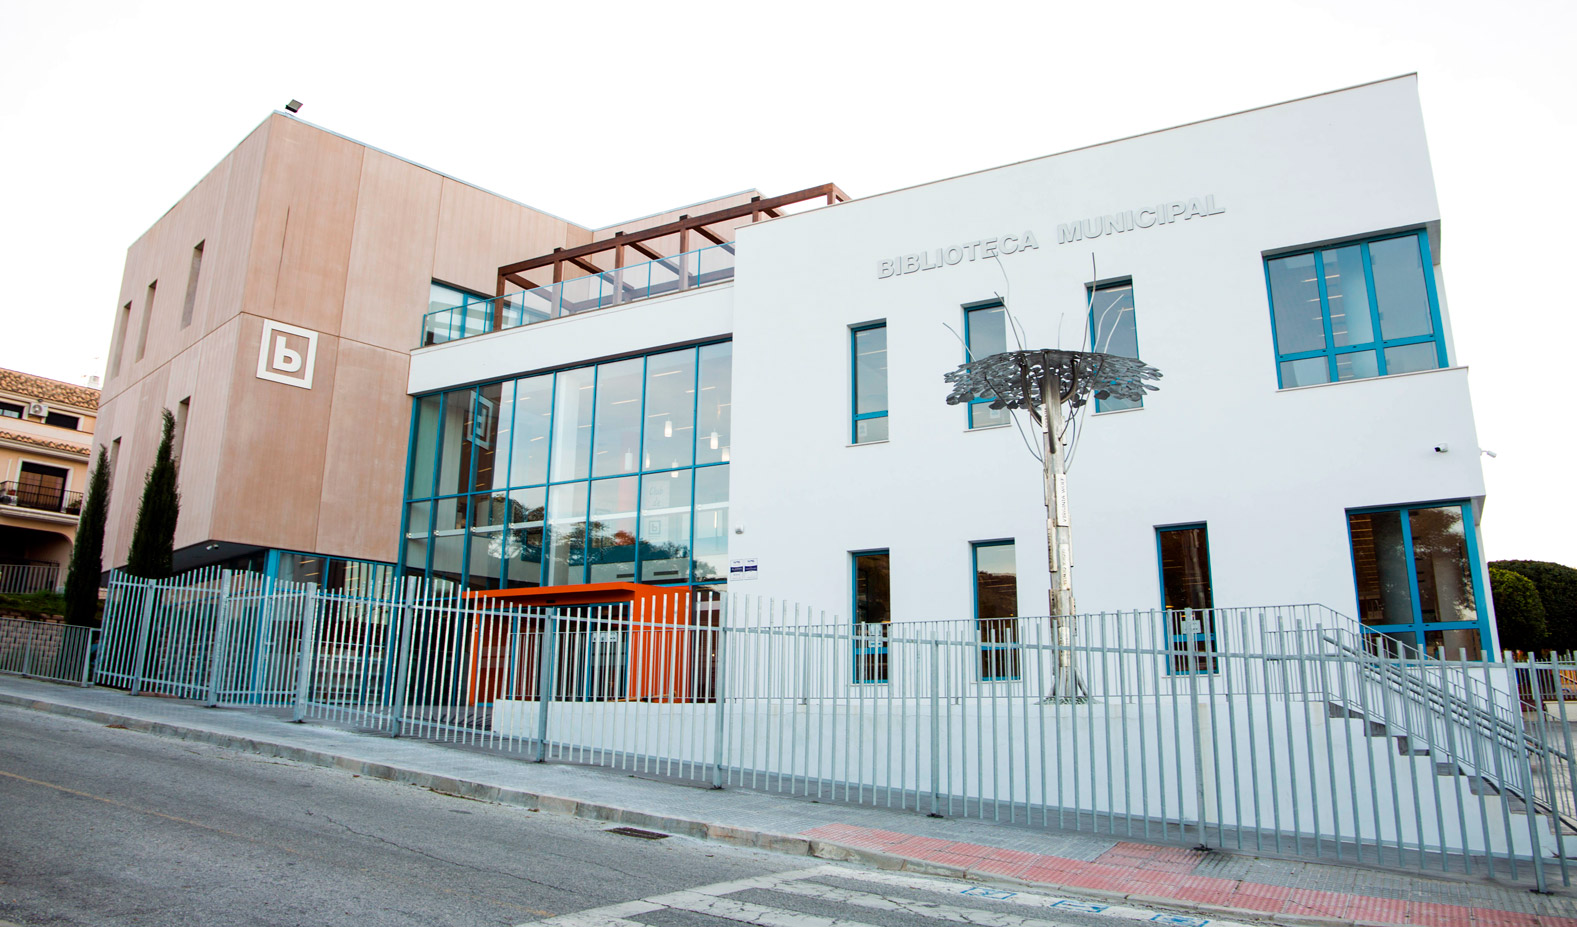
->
0;368;99;592
403;75;1496;660
94;109;787;593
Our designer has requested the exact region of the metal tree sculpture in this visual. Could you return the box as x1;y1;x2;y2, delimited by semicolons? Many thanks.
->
945;348;1161;698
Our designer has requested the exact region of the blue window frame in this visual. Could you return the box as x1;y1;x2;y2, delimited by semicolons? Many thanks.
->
852;549;890;684
425;281;494;346
1346;500;1488;660
1156;523;1218;674
972;541;1019;681
1088;281;1142;412
1265;230;1447;388
398;341;731;591
851;323;888;444
964;304;1009;429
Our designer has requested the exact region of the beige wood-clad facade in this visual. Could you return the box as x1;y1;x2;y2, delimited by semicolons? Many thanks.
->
95;114;591;570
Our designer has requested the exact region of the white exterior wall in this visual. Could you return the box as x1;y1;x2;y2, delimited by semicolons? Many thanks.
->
407;76;1490;640
727;75;1488;631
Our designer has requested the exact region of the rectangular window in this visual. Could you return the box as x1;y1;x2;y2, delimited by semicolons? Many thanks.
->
109;438;121;490
44;411;80;430
851;324;888;444
0;402;20;419
852;550;891;684
111;302;131;377
1089;282;1142;412
173;398;190;463
135;281;156;362
17;462;70;511
1265;230;1445;388
1157;524;1218;674
181;242;204;329
402;343;732;589
964;304;1009;428
1347;501;1484;660
973;541;1019;680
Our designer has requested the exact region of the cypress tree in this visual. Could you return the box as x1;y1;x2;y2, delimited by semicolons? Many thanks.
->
125;409;180;579
63;446;111;625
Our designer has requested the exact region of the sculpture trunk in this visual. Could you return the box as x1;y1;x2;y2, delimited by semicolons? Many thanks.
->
1042;371;1084;700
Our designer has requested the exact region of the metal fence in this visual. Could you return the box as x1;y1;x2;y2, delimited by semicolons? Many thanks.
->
80;569;1577;889
0;616;94;684
0;562;61;594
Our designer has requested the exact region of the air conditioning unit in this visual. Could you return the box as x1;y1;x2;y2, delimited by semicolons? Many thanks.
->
27;402;48;418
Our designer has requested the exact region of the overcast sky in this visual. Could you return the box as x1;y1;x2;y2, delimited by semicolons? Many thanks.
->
0;0;1571;566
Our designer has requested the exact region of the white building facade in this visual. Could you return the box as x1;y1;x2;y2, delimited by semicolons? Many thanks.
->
406;75;1494;661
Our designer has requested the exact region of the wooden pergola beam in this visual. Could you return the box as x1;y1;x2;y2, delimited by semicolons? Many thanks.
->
497;183;847;284
692;225;728;246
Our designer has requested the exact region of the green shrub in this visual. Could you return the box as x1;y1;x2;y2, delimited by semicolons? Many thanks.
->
1488;567;1546;652
1491;560;1577;654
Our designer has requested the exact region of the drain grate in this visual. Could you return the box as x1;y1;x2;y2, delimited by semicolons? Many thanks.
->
606;826;670;840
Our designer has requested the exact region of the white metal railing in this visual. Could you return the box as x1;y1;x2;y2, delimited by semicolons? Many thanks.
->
0;615;94;684
76;567;1577;889
0;562;61;594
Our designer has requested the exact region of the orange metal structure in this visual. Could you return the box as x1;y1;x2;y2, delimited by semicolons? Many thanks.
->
464;583;704;705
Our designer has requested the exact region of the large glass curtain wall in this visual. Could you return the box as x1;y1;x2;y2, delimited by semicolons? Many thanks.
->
403;342;732;590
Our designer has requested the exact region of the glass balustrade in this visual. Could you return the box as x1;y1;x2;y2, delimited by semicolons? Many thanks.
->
419;244;736;347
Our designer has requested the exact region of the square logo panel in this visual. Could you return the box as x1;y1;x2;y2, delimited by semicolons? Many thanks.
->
256;320;320;390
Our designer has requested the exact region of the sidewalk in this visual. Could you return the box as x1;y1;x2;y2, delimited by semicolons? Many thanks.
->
2;675;1572;927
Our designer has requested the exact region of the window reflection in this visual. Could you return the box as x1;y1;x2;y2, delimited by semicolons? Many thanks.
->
640;472;691;583
550;367;595;482
1089;283;1142;412
696;343;732;465
966;305;1011;427
643;349;695;471
588;477;639;583
853;551;891;684
1267;253;1325;355
506;375;552;488
1347;502;1485;661
974;542;1019;680
592;358;643;477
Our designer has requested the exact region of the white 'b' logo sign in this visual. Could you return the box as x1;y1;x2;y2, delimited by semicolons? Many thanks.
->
256;320;319;390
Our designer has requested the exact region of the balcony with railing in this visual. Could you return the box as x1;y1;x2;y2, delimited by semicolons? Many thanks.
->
0;481;82;518
421;243;736;347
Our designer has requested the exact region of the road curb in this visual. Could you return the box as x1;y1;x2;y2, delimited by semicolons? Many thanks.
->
0;691;1468;927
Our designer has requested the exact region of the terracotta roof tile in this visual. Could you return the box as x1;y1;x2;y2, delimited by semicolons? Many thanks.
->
0;428;91;457
0;368;100;411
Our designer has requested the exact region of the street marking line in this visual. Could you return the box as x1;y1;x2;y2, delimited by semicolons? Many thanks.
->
521;868;833;926
645;890;888;927
770;880;1072;927
802;866;1259;927
523;913;649;927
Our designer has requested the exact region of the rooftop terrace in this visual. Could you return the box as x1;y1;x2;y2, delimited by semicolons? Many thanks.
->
418;183;847;348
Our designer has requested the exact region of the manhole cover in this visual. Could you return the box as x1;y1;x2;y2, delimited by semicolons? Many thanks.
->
606;826;669;840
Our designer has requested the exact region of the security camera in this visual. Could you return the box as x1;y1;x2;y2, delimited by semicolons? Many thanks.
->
1433;443;1449;454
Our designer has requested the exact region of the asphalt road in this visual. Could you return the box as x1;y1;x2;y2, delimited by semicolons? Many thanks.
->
0;704;1199;927
0;705;803;926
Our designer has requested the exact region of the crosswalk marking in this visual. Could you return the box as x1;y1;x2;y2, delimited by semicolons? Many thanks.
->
645;889;887;927
770;879;1073;927
526;860;1257;927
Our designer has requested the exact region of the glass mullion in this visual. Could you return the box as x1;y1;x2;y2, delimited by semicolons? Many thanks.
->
1376;333;1439;350
1311;250;1338;383
1358;242;1388;376
1414;231;1448;368
540;374;558;586
1397;506;1424;627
